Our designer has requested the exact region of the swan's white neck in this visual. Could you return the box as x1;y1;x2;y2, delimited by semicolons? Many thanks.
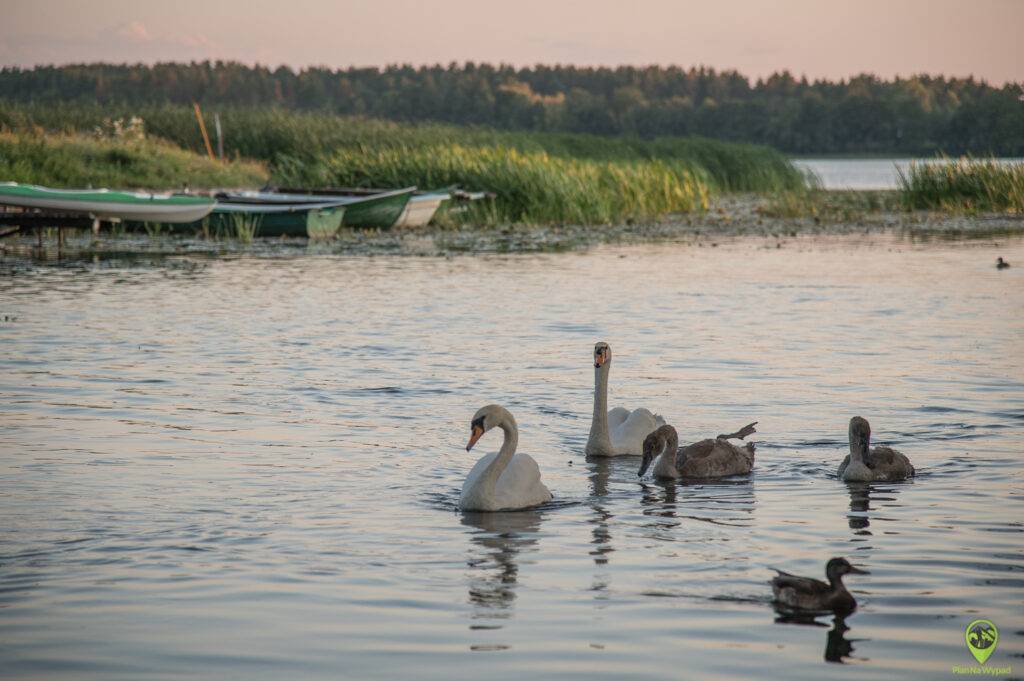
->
477;418;519;494
586;364;613;456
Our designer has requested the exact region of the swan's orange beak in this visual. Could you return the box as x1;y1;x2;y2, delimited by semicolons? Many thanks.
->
594;350;607;368
466;425;484;451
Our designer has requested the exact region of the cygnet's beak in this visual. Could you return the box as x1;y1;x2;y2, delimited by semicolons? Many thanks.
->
466;425;484;451
594;351;607;369
848;565;870;575
638;450;654;477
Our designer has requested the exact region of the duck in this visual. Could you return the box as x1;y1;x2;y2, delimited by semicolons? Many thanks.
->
837;416;915;482
771;557;869;614
638;423;757;479
585;342;665;457
997;257;1010;269
460;404;552;512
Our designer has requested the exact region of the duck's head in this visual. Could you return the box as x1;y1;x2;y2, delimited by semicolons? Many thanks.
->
466;405;512;451
593;342;611;369
848;416;871;456
639;424;677;477
826;557;869;582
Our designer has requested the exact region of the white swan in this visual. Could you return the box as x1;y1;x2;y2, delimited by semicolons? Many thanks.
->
585;342;665;457
460;405;552;512
838;416;915;482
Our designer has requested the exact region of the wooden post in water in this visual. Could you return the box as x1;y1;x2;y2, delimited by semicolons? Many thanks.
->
193;102;215;161
214;113;224;160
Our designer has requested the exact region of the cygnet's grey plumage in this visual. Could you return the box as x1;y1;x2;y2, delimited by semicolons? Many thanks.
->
638;422;756;479
837;416;914;482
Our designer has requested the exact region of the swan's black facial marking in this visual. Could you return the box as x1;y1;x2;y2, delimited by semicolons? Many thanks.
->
466;416;486;451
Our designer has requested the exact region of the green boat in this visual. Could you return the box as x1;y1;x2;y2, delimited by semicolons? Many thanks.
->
0;182;215;223
196;201;347;238
225;187;416;229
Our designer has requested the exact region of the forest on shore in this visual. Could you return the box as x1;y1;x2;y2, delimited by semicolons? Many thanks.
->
2;62;1021;156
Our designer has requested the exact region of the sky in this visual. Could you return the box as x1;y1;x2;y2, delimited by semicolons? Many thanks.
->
1;0;1022;84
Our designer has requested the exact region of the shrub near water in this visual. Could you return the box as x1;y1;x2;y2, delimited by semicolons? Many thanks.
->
898;158;1024;212
290;144;710;224
0;131;267;189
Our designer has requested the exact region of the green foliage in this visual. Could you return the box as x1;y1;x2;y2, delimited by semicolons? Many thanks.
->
898;159;1024;212
284;144;709;224
226;212;262;242
0;130;267;189
1;62;1021;155
0;102;803;194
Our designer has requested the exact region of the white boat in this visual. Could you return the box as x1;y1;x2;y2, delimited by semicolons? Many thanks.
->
0;182;215;223
394;192;451;228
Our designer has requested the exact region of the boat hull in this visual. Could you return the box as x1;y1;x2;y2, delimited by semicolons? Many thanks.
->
226;187;416;229
195;203;346;238
0;183;215;223
394;193;450;228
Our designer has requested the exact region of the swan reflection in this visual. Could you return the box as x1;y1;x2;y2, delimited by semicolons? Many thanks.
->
462;509;543;619
846;482;904;537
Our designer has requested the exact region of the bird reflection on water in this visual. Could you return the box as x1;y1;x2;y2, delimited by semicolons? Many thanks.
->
846;481;906;538
461;508;544;643
774;613;862;664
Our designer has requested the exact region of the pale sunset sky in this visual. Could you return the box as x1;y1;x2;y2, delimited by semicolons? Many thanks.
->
2;0;1021;83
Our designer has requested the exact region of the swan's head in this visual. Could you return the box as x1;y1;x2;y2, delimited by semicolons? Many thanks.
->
466;404;510;451
848;416;871;457
825;557;869;581
638;424;677;477
594;342;610;369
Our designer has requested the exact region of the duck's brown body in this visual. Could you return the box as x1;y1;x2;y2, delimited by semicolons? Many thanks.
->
771;557;867;614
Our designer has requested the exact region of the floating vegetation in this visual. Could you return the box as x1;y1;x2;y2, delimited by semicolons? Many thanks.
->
898;158;1024;212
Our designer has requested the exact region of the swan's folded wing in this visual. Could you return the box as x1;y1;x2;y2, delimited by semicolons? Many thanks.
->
610;408;662;454
607;407;630;430
495;453;551;508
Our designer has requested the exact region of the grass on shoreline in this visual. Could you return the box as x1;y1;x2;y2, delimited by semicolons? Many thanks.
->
0;130;267;189
0;102;804;192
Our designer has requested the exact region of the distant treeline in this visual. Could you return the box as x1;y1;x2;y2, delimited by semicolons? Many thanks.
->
1;62;1022;155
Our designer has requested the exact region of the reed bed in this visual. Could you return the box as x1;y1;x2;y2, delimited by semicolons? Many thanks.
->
0;102;804;193
898;158;1024;212
0;130;267;189
287;144;709;224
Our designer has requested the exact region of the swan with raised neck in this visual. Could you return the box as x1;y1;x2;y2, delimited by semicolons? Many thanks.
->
585;342;664;457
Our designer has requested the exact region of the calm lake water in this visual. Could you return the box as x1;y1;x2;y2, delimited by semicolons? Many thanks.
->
793;158;1024;190
2;235;1023;679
